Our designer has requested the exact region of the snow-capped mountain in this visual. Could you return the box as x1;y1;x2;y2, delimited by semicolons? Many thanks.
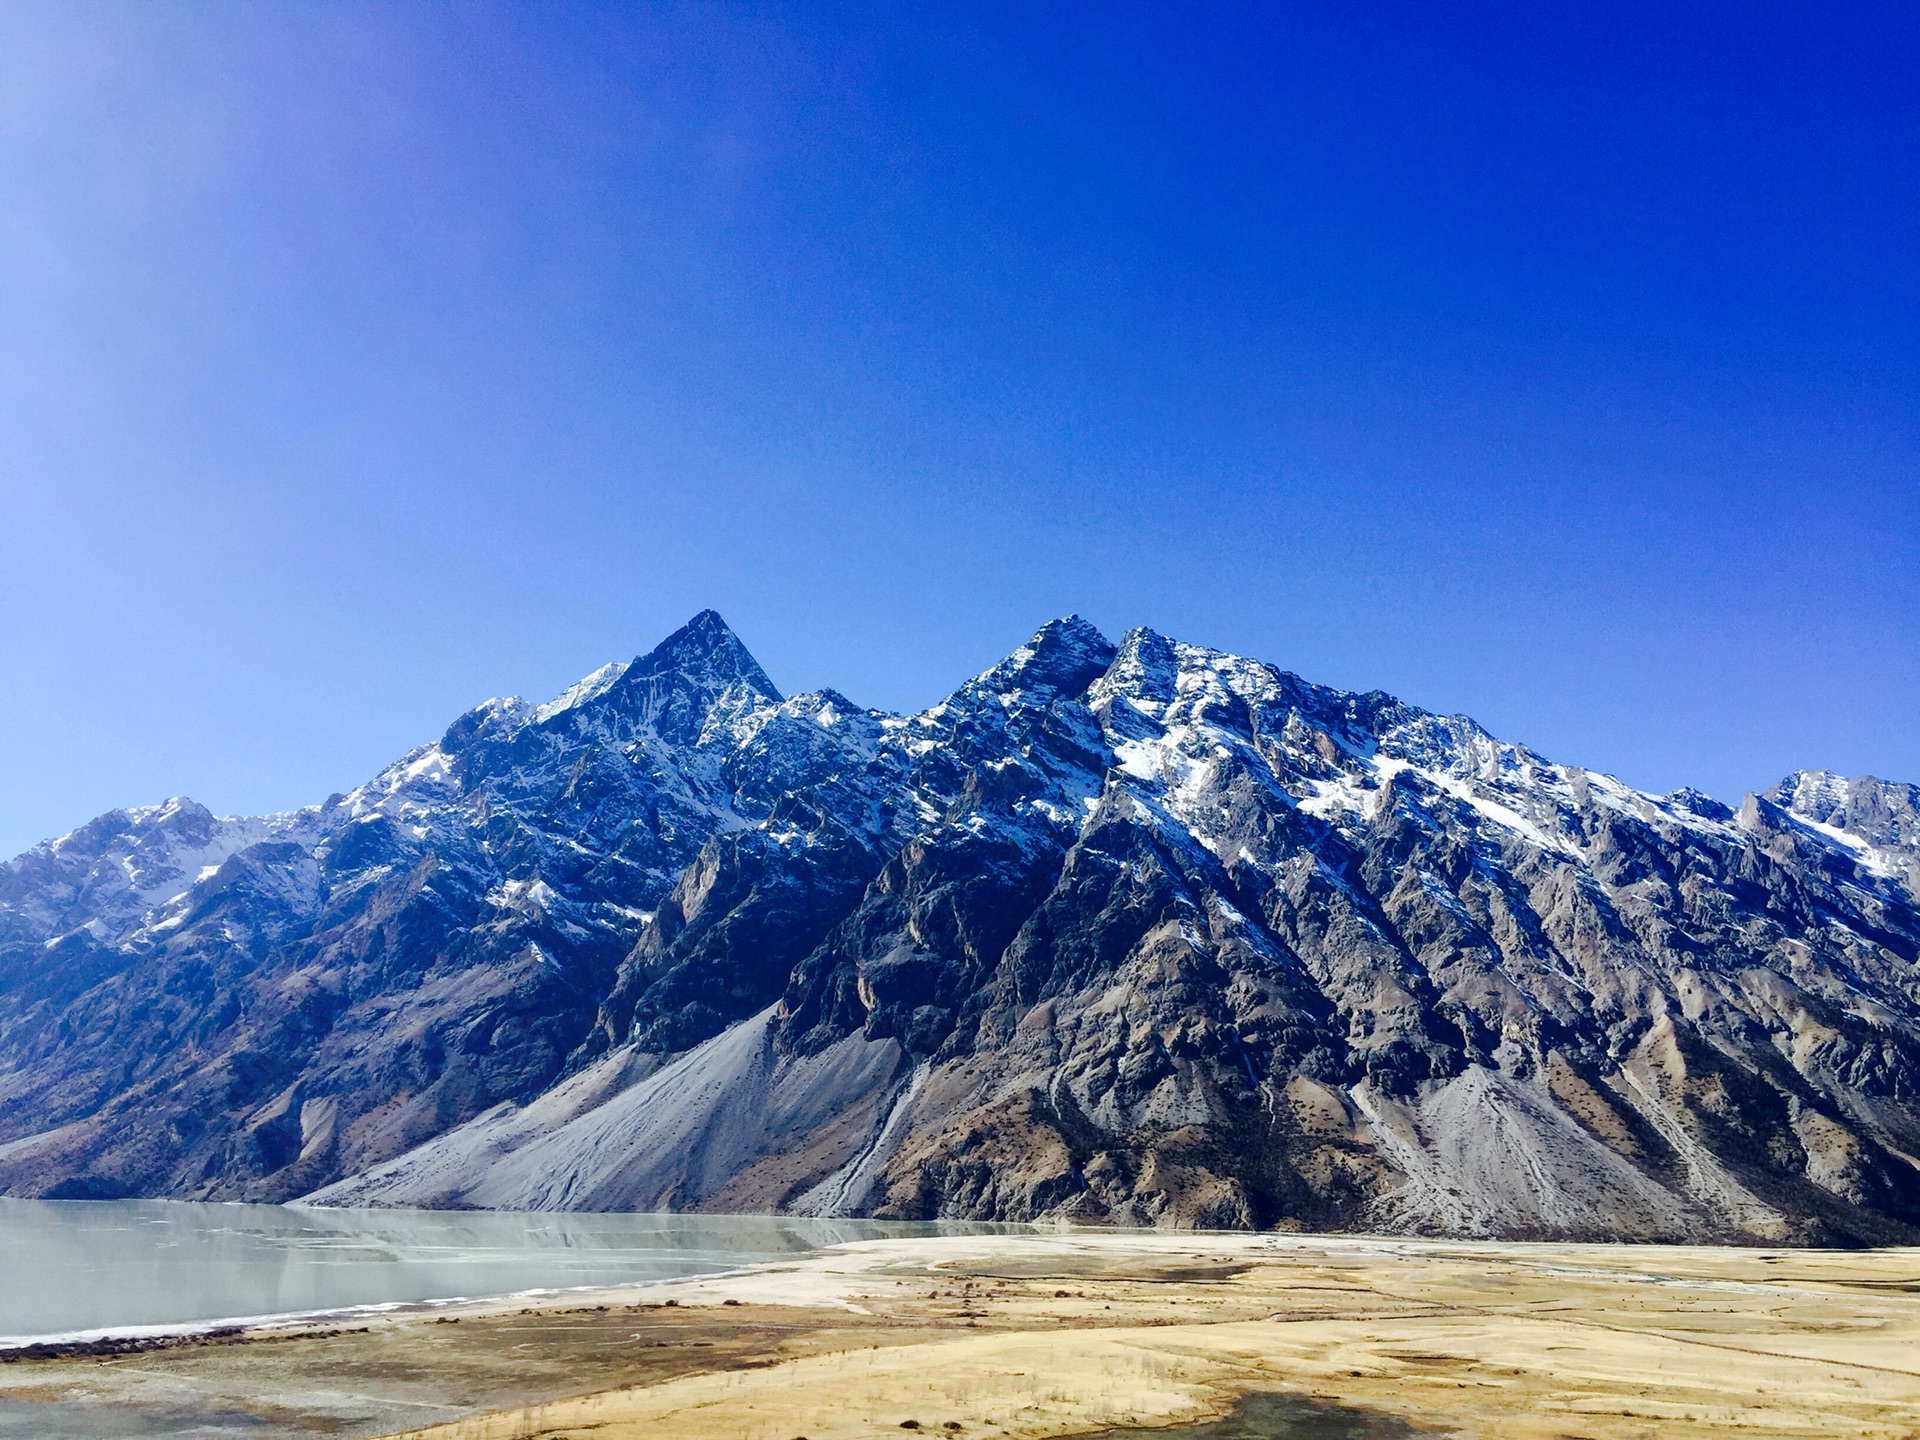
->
3;613;1916;1243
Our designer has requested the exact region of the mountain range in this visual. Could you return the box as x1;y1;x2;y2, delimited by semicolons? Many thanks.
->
2;612;1917;1242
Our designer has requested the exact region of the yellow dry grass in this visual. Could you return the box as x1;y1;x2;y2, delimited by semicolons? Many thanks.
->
377;1232;1920;1440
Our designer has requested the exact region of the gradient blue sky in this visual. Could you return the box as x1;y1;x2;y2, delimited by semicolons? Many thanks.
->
2;2;1915;858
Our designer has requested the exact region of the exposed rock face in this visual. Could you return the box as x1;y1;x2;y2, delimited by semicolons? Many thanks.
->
3;614;1917;1242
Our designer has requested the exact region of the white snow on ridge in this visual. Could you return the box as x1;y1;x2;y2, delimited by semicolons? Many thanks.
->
484;877;565;917
1784;813;1905;880
1094;640;1774;880
532;661;632;724
1386;758;1579;857
13;799;331;943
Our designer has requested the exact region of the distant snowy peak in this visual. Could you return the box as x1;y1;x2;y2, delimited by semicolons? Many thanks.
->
1749;770;1920;885
428;611;778;753
0;622;780;948
970;614;1117;709
1767;769;1920;854
0;796;324;947
619;608;782;703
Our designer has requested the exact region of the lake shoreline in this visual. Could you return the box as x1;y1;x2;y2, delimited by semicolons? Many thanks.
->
5;1229;1920;1439
0;1196;999;1347
0;1267;771;1354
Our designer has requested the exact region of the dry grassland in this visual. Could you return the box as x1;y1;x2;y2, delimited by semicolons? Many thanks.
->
374;1232;1920;1440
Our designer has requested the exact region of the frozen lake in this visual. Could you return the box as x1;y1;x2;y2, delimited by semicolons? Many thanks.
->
0;1198;992;1344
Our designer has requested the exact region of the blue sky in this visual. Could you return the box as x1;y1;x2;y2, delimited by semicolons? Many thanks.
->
1;2;1915;857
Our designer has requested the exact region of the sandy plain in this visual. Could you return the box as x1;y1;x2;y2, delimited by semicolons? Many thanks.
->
4;1231;1919;1439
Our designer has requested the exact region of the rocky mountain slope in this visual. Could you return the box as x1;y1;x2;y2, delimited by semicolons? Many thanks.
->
3;613;1917;1242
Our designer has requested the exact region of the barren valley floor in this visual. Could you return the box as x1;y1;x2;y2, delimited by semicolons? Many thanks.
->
4;1231;1918;1439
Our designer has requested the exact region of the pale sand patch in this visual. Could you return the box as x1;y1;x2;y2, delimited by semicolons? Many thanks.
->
379;1232;1920;1440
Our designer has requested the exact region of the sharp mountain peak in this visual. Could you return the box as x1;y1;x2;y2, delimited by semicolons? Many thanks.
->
623;609;783;703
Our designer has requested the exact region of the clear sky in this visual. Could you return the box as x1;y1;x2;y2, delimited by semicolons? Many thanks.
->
1;2;1915;858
